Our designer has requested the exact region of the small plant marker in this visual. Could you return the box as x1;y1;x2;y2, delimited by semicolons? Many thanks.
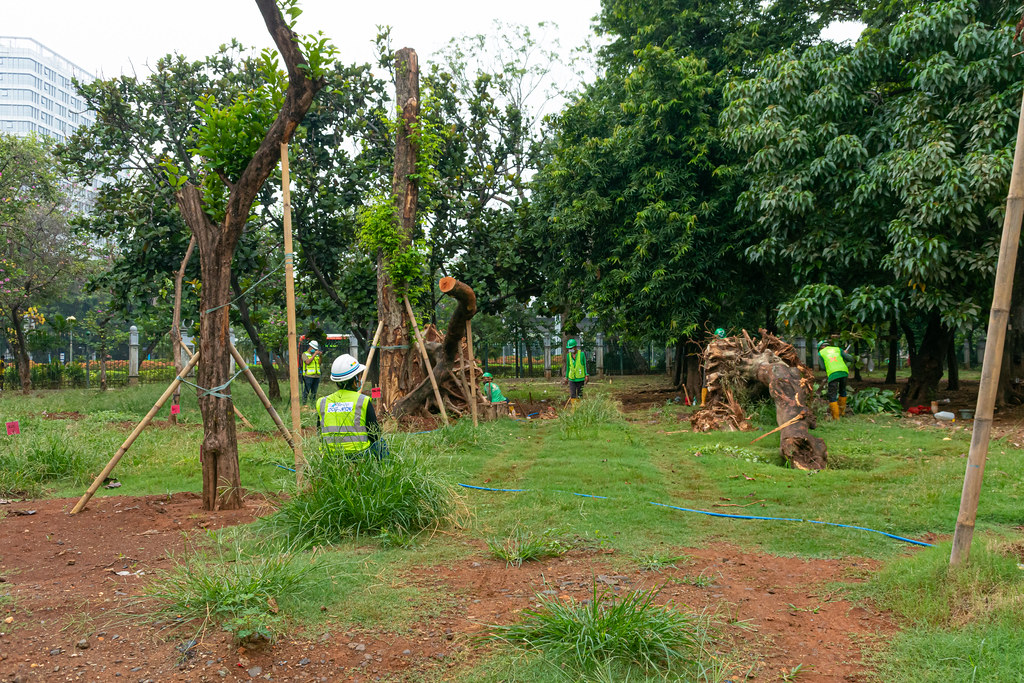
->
6;421;19;436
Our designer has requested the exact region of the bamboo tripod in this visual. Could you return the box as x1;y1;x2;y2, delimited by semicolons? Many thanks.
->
70;341;298;515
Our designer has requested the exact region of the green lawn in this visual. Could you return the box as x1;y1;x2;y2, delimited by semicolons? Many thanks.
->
0;377;1020;680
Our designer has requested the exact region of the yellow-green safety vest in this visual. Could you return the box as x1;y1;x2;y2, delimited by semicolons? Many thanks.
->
302;351;321;377
316;389;371;455
818;346;849;382
566;349;587;381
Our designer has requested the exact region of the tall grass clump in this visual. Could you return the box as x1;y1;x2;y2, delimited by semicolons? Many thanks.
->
488;586;725;680
0;431;92;497
560;396;625;439
146;543;317;643
487;527;572;567
267;441;462;546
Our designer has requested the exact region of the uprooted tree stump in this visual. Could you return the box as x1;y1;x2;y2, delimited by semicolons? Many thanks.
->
692;329;828;470
391;277;480;419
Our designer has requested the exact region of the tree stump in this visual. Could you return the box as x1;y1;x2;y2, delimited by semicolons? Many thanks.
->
692;329;827;470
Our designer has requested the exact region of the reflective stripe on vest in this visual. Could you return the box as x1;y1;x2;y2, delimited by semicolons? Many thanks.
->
302;352;321;377
567;350;586;380
819;346;849;378
316;390;370;454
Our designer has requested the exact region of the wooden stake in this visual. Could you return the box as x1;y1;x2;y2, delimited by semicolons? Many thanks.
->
951;89;1024;567
403;295;449;426
750;413;804;444
358;320;385;395
281;143;304;484
71;351;202;514
227;343;296;454
178;342;255;430
466;320;478;427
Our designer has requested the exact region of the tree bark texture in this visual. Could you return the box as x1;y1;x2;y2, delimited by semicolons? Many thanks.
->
885;319;899;385
377;47;420;413
946;330;960;391
692;330;827;470
231;273;281;401
996;246;1024;405
392;277;478;419
173;0;323;510
9;307;31;392
901;314;948;408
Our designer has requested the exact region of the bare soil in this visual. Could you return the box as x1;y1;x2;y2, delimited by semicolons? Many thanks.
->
0;493;893;682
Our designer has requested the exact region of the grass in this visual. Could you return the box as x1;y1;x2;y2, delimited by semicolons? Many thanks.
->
487;585;726;681
633;551;692;572
486;527;573;567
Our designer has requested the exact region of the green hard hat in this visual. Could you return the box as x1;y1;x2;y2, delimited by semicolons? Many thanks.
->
482;372;493;379
567;339;578;349
714;328;726;338
817;340;828;349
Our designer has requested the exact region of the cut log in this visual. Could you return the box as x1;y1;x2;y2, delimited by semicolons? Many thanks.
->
692;329;828;470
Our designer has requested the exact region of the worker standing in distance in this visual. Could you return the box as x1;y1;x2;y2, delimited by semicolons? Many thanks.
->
301;340;323;406
563;338;589;400
480;372;509;404
818;339;854;420
316;354;387;459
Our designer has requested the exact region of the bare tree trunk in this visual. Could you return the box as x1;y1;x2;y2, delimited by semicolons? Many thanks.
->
946;329;960;391
98;340;108;391
9;307;31;393
231;272;281;401
377;47;420;412
886;319;899;385
684;337;701;399
170;236;196;425
901;314;948;408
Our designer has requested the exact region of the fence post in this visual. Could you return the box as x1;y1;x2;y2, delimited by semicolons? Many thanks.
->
349;332;359;359
85;351;90;389
596;333;605;377
128;326;139;387
544;337;552;379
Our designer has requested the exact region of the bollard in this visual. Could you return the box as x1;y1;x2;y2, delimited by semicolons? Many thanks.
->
128;325;139;387
596;333;605;378
544;337;552;379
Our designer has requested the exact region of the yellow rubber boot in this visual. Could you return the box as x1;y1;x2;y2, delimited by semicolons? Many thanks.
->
838;396;847;416
829;401;840;420
700;388;708;407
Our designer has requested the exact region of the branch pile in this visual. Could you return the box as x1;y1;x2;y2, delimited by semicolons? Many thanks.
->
692;330;827;470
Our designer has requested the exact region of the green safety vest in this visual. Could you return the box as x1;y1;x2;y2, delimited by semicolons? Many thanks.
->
818;346;849;382
316;389;371;455
483;381;507;403
302;351;321;377
566;349;587;380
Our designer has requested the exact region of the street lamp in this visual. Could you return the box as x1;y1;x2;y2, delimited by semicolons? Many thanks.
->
67;316;76;364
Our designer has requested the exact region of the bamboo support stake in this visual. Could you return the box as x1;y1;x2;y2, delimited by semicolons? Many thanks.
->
358;320;385;395
228;343;296;454
951;89;1024;567
281;143;304;484
403;295;449;426
466;320;478;427
178;342;255;430
750;413;804;444
71;351;202;514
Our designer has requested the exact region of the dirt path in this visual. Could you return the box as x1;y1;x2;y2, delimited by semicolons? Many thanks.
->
0;494;891;682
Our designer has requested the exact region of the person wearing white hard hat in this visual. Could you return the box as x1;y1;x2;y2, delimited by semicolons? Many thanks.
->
315;353;387;459
301;339;323;405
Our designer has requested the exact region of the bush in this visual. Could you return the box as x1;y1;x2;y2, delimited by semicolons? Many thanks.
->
266;443;461;547
848;387;901;414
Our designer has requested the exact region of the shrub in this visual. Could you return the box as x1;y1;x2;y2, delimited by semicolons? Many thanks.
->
848;387;901;414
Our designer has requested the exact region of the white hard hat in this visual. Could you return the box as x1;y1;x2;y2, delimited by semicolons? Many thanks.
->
330;353;364;382
308;340;319;350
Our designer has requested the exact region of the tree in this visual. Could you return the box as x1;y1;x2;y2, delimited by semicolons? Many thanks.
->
722;0;1024;405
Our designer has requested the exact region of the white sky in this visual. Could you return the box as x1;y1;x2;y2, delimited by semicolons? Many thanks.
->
1;0;603;79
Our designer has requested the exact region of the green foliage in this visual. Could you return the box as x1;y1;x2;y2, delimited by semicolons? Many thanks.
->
0;430;94;497
486;527;573;567
266;443;461;546
559;396;625;439
355;193;427;294
487;586;722;680
848;387;902;414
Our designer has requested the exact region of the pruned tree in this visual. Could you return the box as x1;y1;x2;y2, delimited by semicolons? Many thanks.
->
693;330;828;470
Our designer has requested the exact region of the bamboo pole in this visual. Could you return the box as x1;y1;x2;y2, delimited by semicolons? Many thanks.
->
403;295;449;426
71;351;202;514
950;89;1024;567
358;320;385;395
466;320;478;427
281;143;304;484
178;342;255;430
227;343;296;454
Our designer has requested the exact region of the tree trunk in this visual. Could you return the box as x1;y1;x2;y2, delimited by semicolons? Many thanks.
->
886;319;898;385
527;339;534;377
231;272;281;401
901;314;948;408
9;307;31;393
684;337;701;401
169;236;196;426
946;330;960;391
377;47;420;413
99;341;108;391
853;341;862;381
673;337;684;387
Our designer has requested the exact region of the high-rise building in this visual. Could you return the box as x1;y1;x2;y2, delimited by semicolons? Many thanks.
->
0;36;99;212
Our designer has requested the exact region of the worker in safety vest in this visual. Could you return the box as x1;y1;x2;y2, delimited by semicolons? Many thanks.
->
480;372;508;404
818;340;854;420
315;353;387;459
301;340;323;405
700;327;727;406
563;338;589;399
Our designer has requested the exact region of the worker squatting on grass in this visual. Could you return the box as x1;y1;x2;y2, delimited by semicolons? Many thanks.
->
480;372;508;404
563;338;589;400
315;353;388;460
